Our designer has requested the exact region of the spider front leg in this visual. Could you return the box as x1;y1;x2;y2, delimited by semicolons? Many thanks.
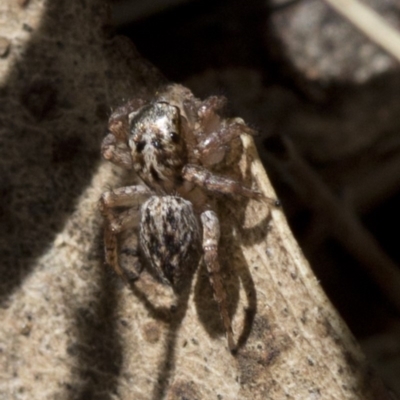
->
201;210;235;353
101;98;147;169
101;133;133;170
183;164;279;206
196;116;255;166
99;185;151;282
183;164;261;199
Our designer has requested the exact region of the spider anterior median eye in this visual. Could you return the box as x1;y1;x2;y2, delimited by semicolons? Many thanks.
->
152;139;162;149
170;132;179;143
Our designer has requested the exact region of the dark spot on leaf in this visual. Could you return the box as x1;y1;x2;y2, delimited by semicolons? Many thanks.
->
21;78;57;120
22;23;33;32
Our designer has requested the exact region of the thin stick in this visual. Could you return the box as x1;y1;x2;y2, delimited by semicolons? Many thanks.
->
323;0;400;63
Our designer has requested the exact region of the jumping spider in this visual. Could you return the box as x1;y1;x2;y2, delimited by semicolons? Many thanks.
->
99;84;275;353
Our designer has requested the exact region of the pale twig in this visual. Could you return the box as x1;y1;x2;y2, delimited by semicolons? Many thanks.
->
322;0;400;63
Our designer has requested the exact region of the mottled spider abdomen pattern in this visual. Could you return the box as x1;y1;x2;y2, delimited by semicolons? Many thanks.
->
140;195;200;288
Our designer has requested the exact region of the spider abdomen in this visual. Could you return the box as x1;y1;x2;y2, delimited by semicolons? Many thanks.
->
139;195;200;289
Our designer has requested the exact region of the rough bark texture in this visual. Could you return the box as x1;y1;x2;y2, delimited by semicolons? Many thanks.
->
0;0;393;399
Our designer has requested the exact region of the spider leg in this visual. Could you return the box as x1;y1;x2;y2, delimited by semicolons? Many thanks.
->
197;95;227;126
200;210;235;353
100;185;150;228
101;133;133;170
196;117;255;166
99;185;151;282
183;164;279;206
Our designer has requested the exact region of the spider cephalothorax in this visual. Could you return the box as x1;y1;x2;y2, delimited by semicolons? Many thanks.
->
99;84;274;352
128;102;187;193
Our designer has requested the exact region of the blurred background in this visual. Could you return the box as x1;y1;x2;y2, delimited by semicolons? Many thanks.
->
110;0;400;393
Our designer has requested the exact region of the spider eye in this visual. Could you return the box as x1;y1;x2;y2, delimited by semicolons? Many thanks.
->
169;132;179;143
152;139;162;149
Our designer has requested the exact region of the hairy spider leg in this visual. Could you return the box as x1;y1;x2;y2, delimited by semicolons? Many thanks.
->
201;210;235;352
99;185;151;282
